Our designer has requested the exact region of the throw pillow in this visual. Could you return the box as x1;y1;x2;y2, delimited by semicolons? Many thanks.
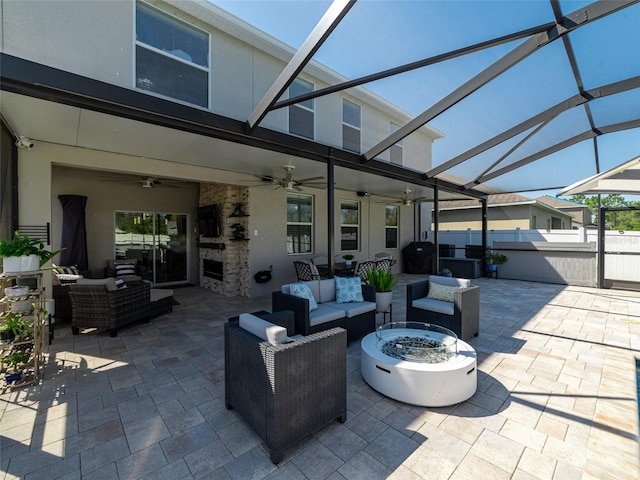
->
427;282;463;303
52;264;80;275
335;276;364;304
115;279;128;289
289;283;318;311
114;263;136;277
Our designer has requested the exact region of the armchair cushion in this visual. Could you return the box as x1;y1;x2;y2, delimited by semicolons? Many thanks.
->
289;283;318;311
412;297;455;315
239;313;288;345
426;282;463;303
335;276;364;303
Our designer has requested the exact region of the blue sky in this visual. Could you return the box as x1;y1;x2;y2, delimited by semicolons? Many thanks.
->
210;0;640;200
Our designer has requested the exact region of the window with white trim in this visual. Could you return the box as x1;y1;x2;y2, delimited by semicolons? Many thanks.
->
135;1;209;108
287;193;313;254
385;206;399;248
390;122;403;165
342;99;361;153
289;78;314;139
340;200;359;251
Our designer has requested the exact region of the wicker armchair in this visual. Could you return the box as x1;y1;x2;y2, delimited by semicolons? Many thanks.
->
406;277;480;340
225;313;347;464
69;278;150;337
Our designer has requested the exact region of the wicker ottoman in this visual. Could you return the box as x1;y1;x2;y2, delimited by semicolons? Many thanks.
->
149;289;174;318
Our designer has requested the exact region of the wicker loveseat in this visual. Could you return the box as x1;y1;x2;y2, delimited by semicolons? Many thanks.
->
272;278;376;343
69;278;151;337
406;275;480;340
225;311;347;464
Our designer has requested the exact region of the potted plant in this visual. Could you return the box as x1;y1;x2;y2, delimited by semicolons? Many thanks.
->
342;253;354;266
0;313;27;342
485;250;508;276
0;231;64;273
439;268;452;277
363;266;398;313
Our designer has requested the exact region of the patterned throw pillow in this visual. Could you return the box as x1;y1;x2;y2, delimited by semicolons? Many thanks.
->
426;282;463;303
335;276;364;304
289;283;318;311
114;263;136;277
52;264;79;275
115;279;128;289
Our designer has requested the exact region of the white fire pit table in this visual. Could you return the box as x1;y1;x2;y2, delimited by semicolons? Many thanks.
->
361;322;477;407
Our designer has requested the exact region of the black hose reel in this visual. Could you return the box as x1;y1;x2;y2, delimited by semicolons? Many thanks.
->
253;265;273;283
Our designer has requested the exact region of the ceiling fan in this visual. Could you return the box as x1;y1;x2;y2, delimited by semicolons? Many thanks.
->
245;165;326;191
99;175;181;188
382;188;429;206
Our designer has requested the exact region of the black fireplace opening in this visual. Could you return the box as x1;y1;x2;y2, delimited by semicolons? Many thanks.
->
203;259;223;281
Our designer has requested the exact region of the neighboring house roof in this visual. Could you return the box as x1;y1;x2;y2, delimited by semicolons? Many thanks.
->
535;195;585;209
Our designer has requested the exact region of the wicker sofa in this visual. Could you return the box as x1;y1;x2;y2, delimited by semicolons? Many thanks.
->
68;278;151;337
272;278;376;343
406;276;480;340
225;311;347;464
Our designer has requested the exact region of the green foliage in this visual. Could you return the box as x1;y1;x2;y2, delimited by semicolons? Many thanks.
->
363;267;398;292
0;231;64;267
4;350;31;366
342;254;354;260
0;313;27;338
567;194;640;230
485;250;508;265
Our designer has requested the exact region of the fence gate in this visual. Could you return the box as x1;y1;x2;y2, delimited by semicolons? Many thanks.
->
599;206;640;290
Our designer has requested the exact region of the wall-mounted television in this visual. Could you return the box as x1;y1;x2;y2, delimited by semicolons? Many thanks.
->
197;204;220;237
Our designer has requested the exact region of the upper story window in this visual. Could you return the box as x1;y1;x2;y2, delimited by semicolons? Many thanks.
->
340;200;360;251
287;193;313;254
135;1;210;108
289;78;315;139
390;122;403;165
385;205;399;249
342;99;361;153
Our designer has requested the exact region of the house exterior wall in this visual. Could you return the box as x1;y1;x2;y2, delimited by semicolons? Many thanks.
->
435;204;573;231
2;0;435;296
0;0;439;164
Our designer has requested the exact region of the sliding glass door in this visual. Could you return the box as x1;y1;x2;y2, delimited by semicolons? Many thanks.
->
115;211;188;285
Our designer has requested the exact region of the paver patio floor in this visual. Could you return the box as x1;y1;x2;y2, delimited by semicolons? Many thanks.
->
1;275;639;479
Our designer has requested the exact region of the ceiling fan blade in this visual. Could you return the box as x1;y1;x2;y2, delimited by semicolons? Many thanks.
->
297;176;325;183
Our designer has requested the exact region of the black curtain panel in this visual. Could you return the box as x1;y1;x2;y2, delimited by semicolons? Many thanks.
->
58;195;88;270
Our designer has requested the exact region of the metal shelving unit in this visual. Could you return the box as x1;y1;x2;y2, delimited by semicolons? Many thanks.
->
0;271;45;390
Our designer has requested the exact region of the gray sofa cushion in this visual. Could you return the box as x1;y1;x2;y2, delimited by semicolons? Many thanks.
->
412;297;455;315
309;304;346;327
323;300;376;318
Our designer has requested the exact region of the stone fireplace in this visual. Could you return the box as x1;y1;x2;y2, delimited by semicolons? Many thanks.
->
198;184;250;297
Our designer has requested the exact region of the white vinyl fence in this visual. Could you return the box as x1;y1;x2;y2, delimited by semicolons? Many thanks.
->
435;228;640;286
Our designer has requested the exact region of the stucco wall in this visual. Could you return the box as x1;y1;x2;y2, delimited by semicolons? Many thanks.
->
0;0;438;166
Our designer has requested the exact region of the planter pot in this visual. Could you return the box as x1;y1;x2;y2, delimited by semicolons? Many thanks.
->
5;372;22;384
2;255;39;273
0;330;15;342
375;291;393;313
487;264;498;272
345;260;352;266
